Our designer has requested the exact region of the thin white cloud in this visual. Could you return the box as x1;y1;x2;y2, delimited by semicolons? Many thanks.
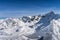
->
0;7;59;18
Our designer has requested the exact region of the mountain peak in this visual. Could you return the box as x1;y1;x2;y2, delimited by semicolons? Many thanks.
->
49;11;54;14
45;11;55;16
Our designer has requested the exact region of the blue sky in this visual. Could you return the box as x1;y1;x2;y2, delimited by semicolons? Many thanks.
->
0;0;60;18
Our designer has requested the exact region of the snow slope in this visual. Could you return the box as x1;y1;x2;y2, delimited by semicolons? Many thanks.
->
0;11;60;40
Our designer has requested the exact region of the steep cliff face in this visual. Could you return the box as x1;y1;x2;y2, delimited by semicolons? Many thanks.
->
0;11;60;40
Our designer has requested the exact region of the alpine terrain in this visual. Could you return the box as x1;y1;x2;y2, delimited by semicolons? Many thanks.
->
0;11;60;40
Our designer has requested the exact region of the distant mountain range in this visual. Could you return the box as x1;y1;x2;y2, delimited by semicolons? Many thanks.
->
0;11;60;40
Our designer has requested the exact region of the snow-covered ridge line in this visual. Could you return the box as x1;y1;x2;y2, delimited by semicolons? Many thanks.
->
0;14;41;40
0;11;60;40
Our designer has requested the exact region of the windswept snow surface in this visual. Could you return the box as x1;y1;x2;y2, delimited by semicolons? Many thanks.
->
0;11;60;40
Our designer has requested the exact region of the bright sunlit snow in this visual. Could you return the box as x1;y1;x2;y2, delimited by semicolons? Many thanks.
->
0;11;60;40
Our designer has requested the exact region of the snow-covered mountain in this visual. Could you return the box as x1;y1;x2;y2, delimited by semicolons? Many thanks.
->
0;11;60;40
